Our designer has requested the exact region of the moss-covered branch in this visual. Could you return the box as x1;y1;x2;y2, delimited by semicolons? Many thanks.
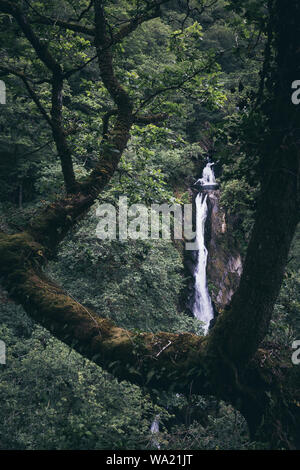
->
0;232;211;395
0;230;299;448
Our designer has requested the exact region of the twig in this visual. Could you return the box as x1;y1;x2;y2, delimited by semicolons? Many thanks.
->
156;340;172;357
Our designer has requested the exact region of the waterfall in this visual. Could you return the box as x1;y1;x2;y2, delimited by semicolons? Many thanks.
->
193;163;215;334
195;162;216;187
150;415;160;449
202;162;216;186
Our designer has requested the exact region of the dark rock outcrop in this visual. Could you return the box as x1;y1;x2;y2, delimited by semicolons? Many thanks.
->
185;186;242;315
205;190;242;310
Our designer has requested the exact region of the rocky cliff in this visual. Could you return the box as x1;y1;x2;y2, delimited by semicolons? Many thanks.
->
205;189;242;311
185;187;242;316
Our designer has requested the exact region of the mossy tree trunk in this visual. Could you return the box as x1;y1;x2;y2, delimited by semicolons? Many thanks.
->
0;0;299;449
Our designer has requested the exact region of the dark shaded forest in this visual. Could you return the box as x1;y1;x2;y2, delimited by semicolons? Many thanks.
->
0;0;299;451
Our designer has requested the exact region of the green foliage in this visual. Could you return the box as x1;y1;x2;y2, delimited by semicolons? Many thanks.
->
0;292;169;450
47;211;202;335
154;401;260;450
98;127;200;206
35;162;88;201
219;177;258;250
1;0;296;452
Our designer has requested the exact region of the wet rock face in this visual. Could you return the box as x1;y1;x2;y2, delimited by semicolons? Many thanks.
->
205;190;242;310
183;187;242;316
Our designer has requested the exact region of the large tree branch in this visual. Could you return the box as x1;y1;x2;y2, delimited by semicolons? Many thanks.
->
136;68;210;112
102;110;168;138
94;0;132;112
50;75;77;193
110;1;166;44
74;0;94;22
76;0;135;197
0;229;299;449
0;1;62;75
0;231;210;394
30;0;170;45
0;1;78;193
31;15;95;36
206;0;300;370
0;64;77;192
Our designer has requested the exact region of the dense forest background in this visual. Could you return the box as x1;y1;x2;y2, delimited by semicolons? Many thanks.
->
0;0;299;450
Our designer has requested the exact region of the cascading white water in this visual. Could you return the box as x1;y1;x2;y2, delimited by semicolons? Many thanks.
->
195;162;216;187
150;415;159;434
193;163;215;334
149;163;215;438
202;162;216;185
150;415;160;449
